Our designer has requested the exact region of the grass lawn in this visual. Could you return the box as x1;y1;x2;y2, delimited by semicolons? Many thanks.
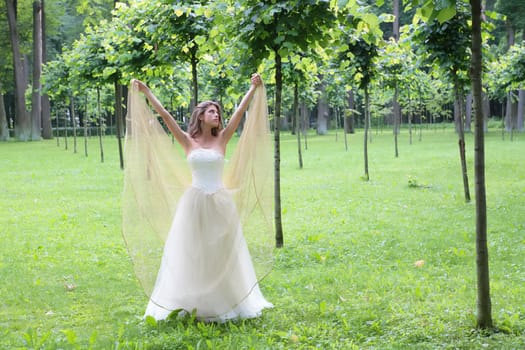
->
0;127;524;349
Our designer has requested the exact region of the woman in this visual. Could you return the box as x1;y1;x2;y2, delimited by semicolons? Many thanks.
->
124;74;273;322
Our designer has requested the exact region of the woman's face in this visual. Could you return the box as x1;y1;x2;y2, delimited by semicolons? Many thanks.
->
200;105;220;128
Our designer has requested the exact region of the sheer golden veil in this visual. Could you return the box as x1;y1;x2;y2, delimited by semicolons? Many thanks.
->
122;82;274;300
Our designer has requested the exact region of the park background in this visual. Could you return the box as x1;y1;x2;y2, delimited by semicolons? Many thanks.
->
1;0;525;348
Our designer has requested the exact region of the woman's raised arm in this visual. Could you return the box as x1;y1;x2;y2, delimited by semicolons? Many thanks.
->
220;73;262;144
132;79;191;151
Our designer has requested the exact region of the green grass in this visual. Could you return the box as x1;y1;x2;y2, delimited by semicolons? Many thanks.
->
1;128;524;349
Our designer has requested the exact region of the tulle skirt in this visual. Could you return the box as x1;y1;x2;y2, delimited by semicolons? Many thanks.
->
144;187;272;322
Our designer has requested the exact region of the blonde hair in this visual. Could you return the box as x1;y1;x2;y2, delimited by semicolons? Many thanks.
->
188;101;223;137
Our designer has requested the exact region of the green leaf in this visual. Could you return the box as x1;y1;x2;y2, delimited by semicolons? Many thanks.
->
194;35;206;46
102;67;117;79
144;315;158;327
436;7;456;23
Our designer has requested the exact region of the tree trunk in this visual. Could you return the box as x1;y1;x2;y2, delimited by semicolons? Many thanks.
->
482;91;489;133
393;0;400;41
190;53;198;111
97;87;105;163
504;21;516;133
393;0;401;156
274;50;284;248
41;0;52;139
115;81;124;168
63;108;68;150
520;31;525;131
465;93;472;132
470;0;492;329
0;90;9;141
301;102;308;150
393;81;400;157
345;89;355;134
504;92;517;133
294;83;303;169
392;0;401;154
6;0;31;141
31;0;43;141
334;107;339;141
70;94;77;153
84;94;89;157
453;70;471;202
408;94;413;145
55;109;59;146
343;114;348;151
316;80;328;135
517;90;524;131
363;86;370;181
41;94;52;138
454;97;460;133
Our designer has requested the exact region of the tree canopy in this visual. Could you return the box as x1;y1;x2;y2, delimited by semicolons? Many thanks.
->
1;0;524;139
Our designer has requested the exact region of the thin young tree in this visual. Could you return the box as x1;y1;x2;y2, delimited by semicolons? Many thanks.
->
335;1;384;180
412;0;494;329
341;34;380;181
416;6;472;202
392;0;401;157
235;0;337;247
470;0;492;329
293;81;303;169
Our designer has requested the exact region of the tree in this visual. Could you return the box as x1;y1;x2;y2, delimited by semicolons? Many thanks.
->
53;25;116;163
337;4;383;180
0;83;8;140
316;76;329;135
85;27;119;160
411;0;494;330
343;37;379;181
487;44;525;130
31;0;43;140
415;6;472;202
5;0;30;140
470;0;492;329
137;0;214;110
283;61;317;167
236;0;337;247
40;0;52;139
495;0;525;132
377;38;407;156
0;3;9;141
392;0;401;156
75;0;114;27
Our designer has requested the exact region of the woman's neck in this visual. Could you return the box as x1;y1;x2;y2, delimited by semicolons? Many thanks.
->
194;131;216;146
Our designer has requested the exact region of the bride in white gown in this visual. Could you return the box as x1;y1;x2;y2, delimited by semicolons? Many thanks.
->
124;74;273;322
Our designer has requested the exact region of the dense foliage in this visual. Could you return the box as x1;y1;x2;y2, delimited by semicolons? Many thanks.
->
2;0;524;137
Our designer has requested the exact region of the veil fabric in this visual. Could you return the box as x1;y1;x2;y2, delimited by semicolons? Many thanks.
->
122;82;274;302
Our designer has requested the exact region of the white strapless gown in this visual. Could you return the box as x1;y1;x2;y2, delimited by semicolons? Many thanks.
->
144;148;273;322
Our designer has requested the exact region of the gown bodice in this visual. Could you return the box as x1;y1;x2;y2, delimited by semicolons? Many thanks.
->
187;148;225;194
